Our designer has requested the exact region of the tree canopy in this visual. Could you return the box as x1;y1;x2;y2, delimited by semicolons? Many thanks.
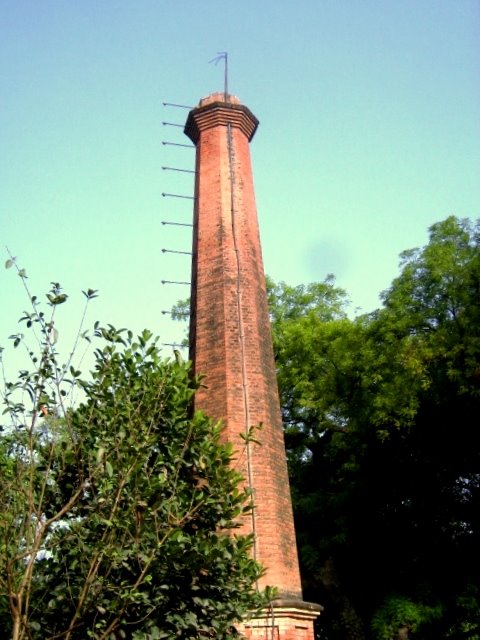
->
269;217;480;639
0;269;269;640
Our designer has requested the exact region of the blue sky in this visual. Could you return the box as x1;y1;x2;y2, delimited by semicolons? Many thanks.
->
1;0;479;371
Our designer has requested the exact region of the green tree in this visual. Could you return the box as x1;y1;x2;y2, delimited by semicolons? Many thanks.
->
0;260;269;640
268;217;480;639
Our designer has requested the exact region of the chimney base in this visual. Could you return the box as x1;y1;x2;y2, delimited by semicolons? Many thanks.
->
238;599;323;640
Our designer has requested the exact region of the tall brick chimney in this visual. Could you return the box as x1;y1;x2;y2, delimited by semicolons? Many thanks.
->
184;93;321;639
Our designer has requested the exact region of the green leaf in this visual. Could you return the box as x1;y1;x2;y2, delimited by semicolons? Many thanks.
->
47;293;67;305
83;288;99;300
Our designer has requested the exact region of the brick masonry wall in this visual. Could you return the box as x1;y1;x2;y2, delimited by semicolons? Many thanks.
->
185;93;303;599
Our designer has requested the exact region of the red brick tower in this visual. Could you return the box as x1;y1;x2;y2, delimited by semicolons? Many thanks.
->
185;93;321;639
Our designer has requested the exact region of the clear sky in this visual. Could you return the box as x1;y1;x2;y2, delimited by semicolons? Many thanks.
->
1;1;479;370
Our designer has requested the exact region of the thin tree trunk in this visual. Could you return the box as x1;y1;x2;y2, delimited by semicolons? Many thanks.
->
12;613;21;640
397;626;410;640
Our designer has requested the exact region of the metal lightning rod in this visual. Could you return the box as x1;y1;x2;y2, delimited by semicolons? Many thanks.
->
209;51;228;102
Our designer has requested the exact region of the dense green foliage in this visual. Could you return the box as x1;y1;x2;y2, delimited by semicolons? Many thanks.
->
0;268;268;639
269;217;480;639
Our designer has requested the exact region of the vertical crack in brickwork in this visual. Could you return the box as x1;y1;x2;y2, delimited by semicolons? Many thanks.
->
226;121;258;569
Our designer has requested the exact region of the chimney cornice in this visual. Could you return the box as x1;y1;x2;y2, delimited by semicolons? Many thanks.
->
184;98;259;145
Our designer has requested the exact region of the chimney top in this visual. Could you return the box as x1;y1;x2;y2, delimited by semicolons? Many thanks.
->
198;92;241;107
184;93;259;145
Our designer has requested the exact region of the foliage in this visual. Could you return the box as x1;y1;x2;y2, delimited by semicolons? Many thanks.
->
371;596;442;640
445;585;480;639
0;258;269;640
170;297;190;323
267;217;480;639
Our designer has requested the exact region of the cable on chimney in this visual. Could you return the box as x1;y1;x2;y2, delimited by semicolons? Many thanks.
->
226;121;259;573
